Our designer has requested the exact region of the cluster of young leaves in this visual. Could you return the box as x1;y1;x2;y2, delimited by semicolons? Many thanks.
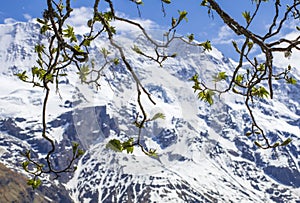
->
190;72;227;105
106;138;134;154
106;113;165;157
21;142;84;189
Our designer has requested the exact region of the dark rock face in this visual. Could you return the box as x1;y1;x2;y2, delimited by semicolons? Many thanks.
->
152;128;178;149
264;166;300;187
0;162;73;203
0;118;23;139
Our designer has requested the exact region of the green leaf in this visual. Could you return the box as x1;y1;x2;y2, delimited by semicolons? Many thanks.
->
73;45;83;52
200;0;208;6
134;0;143;5
100;48;111;57
45;74;54;83
113;58;119;65
281;138;292;146
251;86;269;98
63;25;77;42
150;113;166;121
106;139;123;152
170;53;177;58
190;73;199;82
87;19;93;28
245;131;252;136
242;11;251;24
258;64;265;71
232;41;240;53
190;74;201;92
83;39;91;47
27;178;42;190
132;45;142;54
162;0;171;4
40;25;50;34
178;10;188;22
15;71;28;82
235;74;244;84
34;44;45;53
148;149;158;158
76;149;85;158
37;68;46;80
171;17;177;27
36;18;46;24
247;41;254;50
254;141;262;148
123;138;134;154
72;142;79;154
213;71;228;82
22;161;30;170
199;40;212;51
77;64;90;82
286;77;297;85
187;33;194;42
198;90;214;105
31;66;39;77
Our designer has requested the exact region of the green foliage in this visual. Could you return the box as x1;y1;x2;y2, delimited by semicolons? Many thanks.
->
281;138;292;146
199;40;212;51
286;76;297;85
122;138;134;154
254;141;262;148
162;0;171;4
198;90;214;105
178;10;188;23
63;25;77;43
150;113;166;121
247;41;254;51
251;86;269;98
235;74;244;85
232;41;240;53
213;71;228;82
132;45;143;54
200;0;208;6
27;178;42;190
113;58;120;65
148;149;158;158
15;71;28;82
190;74;201;92
187;33;194;42
77;64;90;82
242;11;251;24
106;138;134;153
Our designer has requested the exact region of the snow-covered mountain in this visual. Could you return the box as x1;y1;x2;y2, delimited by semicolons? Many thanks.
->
0;20;300;203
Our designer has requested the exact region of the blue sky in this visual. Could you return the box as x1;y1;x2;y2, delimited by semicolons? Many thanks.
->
0;1;294;59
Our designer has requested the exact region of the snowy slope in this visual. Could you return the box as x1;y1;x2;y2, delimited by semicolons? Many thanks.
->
0;20;299;203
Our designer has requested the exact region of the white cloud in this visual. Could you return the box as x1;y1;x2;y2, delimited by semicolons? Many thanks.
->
212;25;239;45
4;18;17;24
66;7;94;34
23;14;32;21
272;31;300;72
66;7;158;36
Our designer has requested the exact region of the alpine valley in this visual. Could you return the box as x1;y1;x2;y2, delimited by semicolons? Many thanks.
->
0;17;299;203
